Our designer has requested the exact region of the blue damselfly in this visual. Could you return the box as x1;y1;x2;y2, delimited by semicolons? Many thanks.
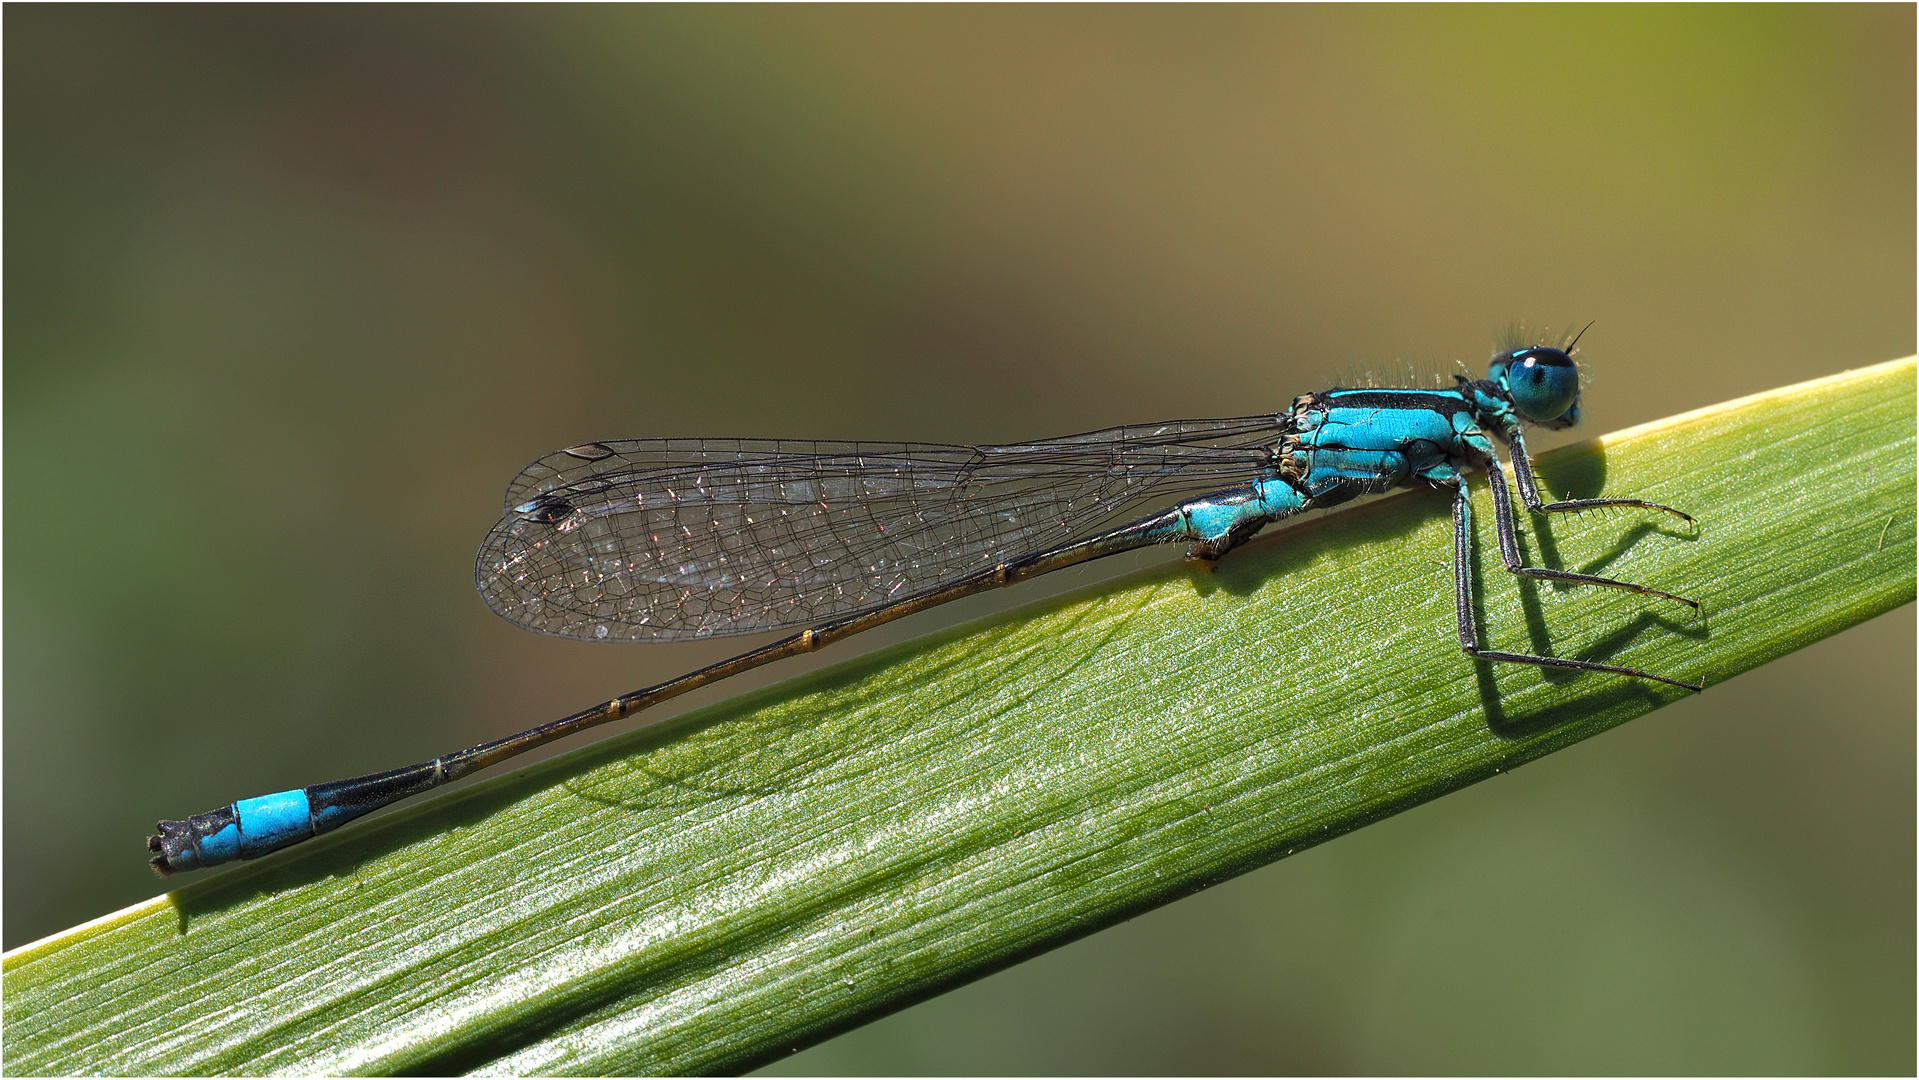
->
150;329;1699;874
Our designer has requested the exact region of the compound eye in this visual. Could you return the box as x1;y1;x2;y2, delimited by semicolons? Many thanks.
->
1503;347;1580;423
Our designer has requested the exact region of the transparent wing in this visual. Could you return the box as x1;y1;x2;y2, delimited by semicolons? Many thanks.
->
475;416;1286;641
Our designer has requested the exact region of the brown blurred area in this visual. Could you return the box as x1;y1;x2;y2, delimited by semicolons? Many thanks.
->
5;6;1911;1073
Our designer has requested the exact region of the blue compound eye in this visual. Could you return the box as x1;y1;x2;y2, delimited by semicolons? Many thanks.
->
1500;347;1580;423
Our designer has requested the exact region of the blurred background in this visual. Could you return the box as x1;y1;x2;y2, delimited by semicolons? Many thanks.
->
6;6;1912;1073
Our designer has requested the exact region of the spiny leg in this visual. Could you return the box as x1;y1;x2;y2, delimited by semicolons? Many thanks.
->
1449;476;1702;692
1507;429;1693;523
1484;458;1698;611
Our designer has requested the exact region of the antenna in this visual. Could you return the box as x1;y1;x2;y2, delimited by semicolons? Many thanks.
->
1566;320;1596;352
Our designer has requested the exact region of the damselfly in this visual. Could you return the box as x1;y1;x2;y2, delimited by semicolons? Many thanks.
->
149;330;1700;874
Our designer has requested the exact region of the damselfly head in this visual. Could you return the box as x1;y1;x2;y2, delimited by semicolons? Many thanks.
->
1489;322;1591;428
1492;346;1581;426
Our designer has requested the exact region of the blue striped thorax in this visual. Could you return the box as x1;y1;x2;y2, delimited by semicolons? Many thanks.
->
1279;387;1485;508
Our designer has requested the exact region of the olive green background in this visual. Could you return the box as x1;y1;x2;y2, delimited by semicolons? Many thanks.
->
6;6;1912;1074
